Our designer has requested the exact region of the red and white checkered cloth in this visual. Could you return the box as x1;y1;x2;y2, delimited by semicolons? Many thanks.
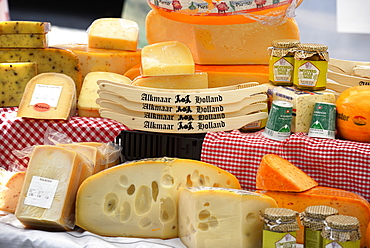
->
201;129;370;202
0;107;129;170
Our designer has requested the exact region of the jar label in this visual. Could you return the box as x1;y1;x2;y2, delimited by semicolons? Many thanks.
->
323;239;360;248
294;60;328;88
304;228;323;248
263;230;297;248
269;57;295;84
263;100;293;141
308;102;336;139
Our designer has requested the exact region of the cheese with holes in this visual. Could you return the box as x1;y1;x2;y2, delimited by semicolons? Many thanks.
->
75;158;241;238
178;187;277;248
0;21;51;34
88;18;139;51
15;145;92;230
0;47;82;96
257;186;370;247
131;72;208;89
0;34;48;48
17;73;77;120
146;10;300;65
77;71;131;117
0;62;37;107
0;171;25;213
141;41;195;76
266;84;336;133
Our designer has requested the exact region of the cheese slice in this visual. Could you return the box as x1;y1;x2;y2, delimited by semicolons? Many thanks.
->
141;41;195;76
257;186;370;247
178;187;277;248
256;154;318;192
131;72;208;89
15;145;91;231
75;157;241;238
88;18;139;51
0;21;51;34
77;71;131;117
0;34;48;48
17;72;77;120
146;10;300;65
0;171;25;213
0;62;37;107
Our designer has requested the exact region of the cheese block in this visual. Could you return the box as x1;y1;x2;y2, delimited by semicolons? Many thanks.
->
0;21;51;34
256;154;318;192
87;18;139;51
15;145;91;231
146;10;300;65
77;142;121;170
75;158;241;238
257;186;370;248
141;41;195;76
0;47;82;96
17;73;77;120
77;72;131;117
266;84;336;133
131;72;208;89
54;43;141;81
0;34;48;48
0;62;37;107
178;187;278;248
0;171;25;213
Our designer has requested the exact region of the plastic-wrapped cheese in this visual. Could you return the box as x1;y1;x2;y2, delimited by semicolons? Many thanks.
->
178;187;278;248
0;21;51;34
75;157;241;238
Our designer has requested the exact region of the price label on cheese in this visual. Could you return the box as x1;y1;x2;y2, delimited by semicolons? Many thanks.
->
29;84;63;108
24;176;59;209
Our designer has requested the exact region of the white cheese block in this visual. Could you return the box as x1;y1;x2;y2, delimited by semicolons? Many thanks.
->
178;187;278;248
75;158;241;239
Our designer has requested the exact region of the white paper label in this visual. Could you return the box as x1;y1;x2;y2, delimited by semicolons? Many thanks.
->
24;176;59;209
29;84;63;107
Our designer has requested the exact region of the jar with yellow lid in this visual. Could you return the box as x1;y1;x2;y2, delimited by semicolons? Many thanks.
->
261;207;299;247
300;205;338;248
269;39;300;86
293;43;329;91
322;215;361;248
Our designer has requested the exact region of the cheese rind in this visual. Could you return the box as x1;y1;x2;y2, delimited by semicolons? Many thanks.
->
0;21;51;34
178;187;277;248
75;158;241;238
0;171;25;213
0;34;47;48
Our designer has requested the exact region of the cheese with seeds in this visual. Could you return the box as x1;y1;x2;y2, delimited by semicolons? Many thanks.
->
0;21;51;34
0;34;47;48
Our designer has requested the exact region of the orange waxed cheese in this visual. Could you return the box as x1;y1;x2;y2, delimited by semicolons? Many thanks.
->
257;186;370;247
256;154;318;192
366;221;370;248
0;171;26;213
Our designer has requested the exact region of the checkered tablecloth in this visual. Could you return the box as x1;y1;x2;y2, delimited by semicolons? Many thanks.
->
0;107;128;170
201;129;370;202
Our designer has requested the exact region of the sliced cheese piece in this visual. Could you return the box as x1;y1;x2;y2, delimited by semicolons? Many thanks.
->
141;41;195;76
88;18;139;51
77;71;131;117
266;84;336;133
0;34;47;48
15;145;91;231
0;21;51;34
17;73;77;120
0;171;25;213
54;44;141;81
76;157;241;238
0;62;37;107
131;72;208;89
0;47;82;96
256;154;318;192
178;187;277;248
146;10;300;65
257;186;370;247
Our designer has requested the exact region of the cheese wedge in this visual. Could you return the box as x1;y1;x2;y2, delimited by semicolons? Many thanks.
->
15;145;92;231
178;187;277;248
75;158;241;238
257;186;370;247
256;154;318;192
17;73;77;120
88;18;139;51
0;62;37;107
131;72;208;89
0;21;51;34
77;72;131;117
141;41;195;76
0;171;25;213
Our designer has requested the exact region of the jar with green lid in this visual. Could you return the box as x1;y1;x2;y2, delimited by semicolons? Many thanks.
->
261;207;299;248
293;43;329;91
322;215;361;248
300;205;338;248
268;39;300;86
